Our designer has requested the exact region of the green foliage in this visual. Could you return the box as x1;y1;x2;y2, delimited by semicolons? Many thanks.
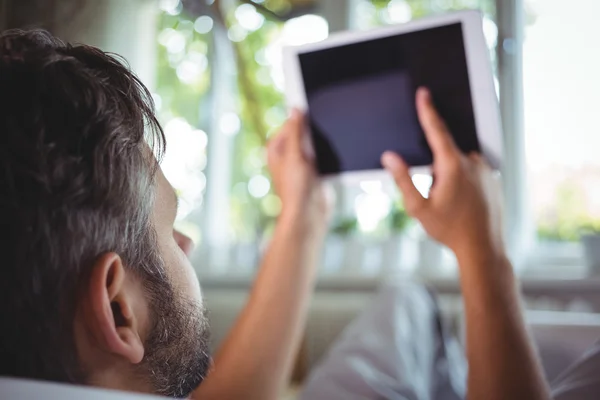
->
331;217;358;236
534;181;599;242
537;224;579;242
537;220;600;242
371;0;392;9
225;11;287;238
156;12;211;127
389;204;410;233
578;221;600;236
156;0;502;243
370;0;495;21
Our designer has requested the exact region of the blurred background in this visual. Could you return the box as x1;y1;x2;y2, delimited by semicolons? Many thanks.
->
4;0;600;278
3;0;600;393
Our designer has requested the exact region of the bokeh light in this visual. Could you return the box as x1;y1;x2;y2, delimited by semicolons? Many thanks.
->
194;16;214;34
219;112;241;136
176;53;208;84
159;28;186;54
228;25;248;42
159;0;182;16
161;117;209;220
235;4;265;32
248;175;271;198
283;14;329;46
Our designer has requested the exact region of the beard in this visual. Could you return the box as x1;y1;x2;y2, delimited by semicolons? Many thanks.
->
138;279;212;398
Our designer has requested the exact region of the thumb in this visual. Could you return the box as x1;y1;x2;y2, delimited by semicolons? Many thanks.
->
381;152;427;217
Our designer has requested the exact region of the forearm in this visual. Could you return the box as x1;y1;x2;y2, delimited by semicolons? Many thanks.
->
457;248;549;400
193;216;324;400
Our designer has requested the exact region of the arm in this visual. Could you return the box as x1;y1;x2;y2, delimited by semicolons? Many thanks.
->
193;111;329;400
458;248;547;400
383;88;549;400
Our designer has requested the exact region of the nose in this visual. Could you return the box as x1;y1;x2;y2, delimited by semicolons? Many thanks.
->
174;230;195;258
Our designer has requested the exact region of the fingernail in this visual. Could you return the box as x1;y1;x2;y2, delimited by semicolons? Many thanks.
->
381;151;401;170
418;87;430;101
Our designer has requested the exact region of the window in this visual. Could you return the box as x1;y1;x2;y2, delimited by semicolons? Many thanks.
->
157;0;584;279
524;0;600;245
156;0;332;274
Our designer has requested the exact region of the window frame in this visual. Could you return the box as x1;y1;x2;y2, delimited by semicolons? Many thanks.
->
184;0;587;277
496;0;533;268
498;0;588;271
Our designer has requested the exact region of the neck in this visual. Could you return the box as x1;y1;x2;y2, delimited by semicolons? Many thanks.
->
86;365;151;395
74;318;151;395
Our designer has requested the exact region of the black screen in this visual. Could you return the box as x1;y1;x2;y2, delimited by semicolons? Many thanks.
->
299;23;479;174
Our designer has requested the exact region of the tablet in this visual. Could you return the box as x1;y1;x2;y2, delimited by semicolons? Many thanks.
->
282;10;502;181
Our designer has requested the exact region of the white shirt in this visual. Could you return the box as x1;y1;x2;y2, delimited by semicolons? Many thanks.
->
552;342;600;399
0;377;166;400
301;283;600;400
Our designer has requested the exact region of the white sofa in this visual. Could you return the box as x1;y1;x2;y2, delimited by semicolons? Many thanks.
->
204;287;600;386
1;289;598;400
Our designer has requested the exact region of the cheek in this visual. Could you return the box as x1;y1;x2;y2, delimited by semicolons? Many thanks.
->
166;244;203;304
182;258;202;303
174;230;194;258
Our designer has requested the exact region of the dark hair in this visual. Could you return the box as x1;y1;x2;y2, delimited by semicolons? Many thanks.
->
0;29;167;383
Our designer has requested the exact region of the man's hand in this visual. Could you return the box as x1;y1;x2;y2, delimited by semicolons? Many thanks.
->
194;110;329;400
382;88;549;400
381;88;503;262
267;110;330;229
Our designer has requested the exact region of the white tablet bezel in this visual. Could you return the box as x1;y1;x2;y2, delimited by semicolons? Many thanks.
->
282;10;502;184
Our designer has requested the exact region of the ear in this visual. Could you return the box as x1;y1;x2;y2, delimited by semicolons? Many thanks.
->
83;253;145;364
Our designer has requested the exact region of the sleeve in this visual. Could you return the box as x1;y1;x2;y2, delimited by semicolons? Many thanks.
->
299;283;467;400
551;342;600;400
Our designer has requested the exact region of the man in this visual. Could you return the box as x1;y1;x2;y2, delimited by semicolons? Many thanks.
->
0;29;328;400
0;28;594;400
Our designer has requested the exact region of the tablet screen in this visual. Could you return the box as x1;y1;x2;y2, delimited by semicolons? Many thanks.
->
298;23;480;174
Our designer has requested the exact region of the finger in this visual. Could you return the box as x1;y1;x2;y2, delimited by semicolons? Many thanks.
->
381;151;427;217
286;108;305;156
468;152;484;163
468;152;496;176
322;181;337;218
471;153;495;175
267;131;284;154
416;88;458;159
267;131;286;167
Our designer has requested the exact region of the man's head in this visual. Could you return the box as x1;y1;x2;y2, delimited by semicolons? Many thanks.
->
0;30;211;397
